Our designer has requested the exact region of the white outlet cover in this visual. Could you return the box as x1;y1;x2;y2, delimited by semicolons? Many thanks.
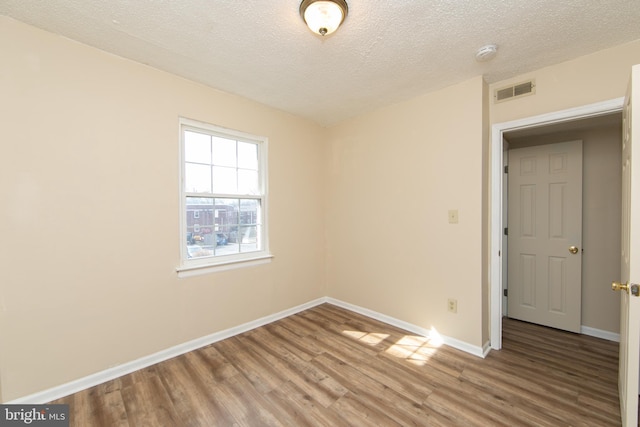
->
448;209;459;224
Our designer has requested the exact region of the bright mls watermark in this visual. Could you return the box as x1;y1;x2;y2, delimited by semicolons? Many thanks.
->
0;405;68;426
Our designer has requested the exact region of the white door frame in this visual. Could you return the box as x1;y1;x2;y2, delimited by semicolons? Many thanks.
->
490;97;624;350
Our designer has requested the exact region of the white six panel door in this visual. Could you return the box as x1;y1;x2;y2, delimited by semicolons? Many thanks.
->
508;141;583;332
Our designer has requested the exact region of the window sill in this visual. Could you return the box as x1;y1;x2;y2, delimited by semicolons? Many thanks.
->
177;254;273;278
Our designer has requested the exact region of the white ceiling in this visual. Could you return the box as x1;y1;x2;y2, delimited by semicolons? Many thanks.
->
2;1;640;126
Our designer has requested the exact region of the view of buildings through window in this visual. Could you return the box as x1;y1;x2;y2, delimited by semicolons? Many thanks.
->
181;121;266;264
186;197;260;258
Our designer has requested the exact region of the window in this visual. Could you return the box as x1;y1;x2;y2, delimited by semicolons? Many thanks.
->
178;118;270;275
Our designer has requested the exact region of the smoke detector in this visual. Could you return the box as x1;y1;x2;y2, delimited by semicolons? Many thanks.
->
475;44;498;62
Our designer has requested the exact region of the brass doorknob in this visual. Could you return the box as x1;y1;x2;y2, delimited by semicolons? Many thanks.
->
612;281;640;296
612;281;630;292
569;246;579;254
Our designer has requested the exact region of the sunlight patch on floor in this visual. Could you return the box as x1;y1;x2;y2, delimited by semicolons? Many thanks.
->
342;330;389;345
386;328;443;366
342;327;443;366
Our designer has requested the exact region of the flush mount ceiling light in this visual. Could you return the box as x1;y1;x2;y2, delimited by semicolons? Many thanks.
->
300;0;348;36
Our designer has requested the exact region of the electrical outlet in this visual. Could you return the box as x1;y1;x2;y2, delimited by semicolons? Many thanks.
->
447;298;458;313
448;209;459;224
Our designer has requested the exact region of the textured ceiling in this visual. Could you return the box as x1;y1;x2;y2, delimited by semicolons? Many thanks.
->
2;0;640;126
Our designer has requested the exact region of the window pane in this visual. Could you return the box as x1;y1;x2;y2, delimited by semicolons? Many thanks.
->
186;198;214;259
184;131;211;164
239;226;258;252
215;242;240;256
185;163;212;193
212;166;237;194
238;170;259;195
212;136;237;167
214;197;239;235
238;142;258;170
240;199;259;225
214;198;239;255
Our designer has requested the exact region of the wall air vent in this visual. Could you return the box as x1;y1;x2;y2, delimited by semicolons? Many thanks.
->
494;80;536;103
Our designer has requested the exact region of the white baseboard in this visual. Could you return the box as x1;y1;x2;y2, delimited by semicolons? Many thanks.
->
8;297;328;404
482;340;492;358
9;296;487;404
580;325;620;342
325;298;488;358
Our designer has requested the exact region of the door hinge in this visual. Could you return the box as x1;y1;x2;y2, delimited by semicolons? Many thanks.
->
503;289;508;297
504;165;508;173
504;227;508;236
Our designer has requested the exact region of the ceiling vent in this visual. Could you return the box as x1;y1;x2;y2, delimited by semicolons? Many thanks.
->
494;80;536;103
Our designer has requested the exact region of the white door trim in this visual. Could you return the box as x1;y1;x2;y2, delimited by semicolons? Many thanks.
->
490;97;624;350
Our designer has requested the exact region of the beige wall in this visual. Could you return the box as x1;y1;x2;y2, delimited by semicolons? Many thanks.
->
326;76;486;348
0;17;327;401
507;125;622;333
490;39;640;125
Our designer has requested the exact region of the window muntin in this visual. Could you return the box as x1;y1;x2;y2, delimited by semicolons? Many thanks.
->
180;119;269;271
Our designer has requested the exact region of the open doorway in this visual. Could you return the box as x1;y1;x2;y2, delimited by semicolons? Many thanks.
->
490;98;625;350
502;114;622;336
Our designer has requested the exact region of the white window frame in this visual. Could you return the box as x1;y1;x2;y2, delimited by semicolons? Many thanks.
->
177;118;271;277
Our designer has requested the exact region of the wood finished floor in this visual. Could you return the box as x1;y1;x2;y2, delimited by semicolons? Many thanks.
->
52;304;621;426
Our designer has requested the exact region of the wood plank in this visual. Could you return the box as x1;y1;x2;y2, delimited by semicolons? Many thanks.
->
48;305;622;426
120;374;182;427
312;352;438;426
213;335;287;394
208;373;283;427
331;392;402;427
240;331;349;408
263;380;351;427
155;355;234;426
